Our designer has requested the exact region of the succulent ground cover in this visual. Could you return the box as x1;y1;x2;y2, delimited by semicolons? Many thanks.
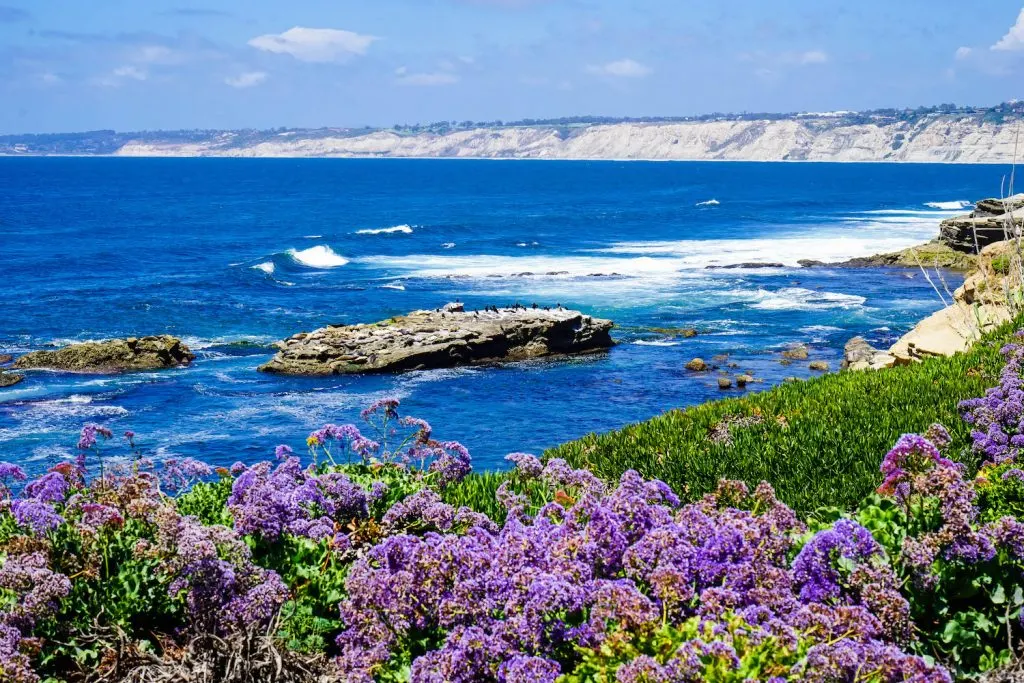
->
2;336;1024;681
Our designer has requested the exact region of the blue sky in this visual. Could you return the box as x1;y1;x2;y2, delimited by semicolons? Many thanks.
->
1;1;1023;133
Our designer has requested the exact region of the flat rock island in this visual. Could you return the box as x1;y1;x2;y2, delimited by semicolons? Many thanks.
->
259;304;615;375
14;335;195;373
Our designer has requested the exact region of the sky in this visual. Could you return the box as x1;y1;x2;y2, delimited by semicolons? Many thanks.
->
1;1;1023;133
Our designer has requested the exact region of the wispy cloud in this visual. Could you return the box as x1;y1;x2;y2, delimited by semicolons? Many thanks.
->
586;58;651;78
992;8;1024;51
248;27;378;63
955;46;973;60
0;5;29;22
793;50;828;65
225;71;267;88
394;66;459;86
93;65;148;87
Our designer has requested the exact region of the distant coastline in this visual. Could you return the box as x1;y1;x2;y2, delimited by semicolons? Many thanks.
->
2;102;1023;163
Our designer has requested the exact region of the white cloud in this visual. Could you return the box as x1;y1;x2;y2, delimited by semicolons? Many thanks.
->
92;65;148;87
395;68;459;86
248;27;377;63
992;8;1024;50
955;46;973;60
796;50;828;65
586;58;651;78
225;71;267;88
113;65;147;80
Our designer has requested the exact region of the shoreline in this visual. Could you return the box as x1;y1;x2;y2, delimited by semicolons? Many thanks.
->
0;153;1017;165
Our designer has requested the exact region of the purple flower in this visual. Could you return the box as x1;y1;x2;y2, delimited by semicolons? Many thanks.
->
274;444;293;461
11;498;64;534
505;452;543;479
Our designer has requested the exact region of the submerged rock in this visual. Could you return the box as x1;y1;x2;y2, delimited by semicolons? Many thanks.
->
259;305;615;375
0;354;12;365
14;336;195;373
781;344;809;360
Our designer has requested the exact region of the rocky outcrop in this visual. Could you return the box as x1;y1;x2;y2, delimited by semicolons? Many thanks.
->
844;240;1019;371
258;305;614;375
939;194;1024;253
14;336;195;373
822;240;977;271
0;372;24;387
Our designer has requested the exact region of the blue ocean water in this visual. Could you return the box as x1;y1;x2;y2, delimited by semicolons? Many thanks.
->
0;158;1007;472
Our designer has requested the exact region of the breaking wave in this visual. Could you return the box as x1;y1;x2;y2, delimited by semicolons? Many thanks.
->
285;245;349;268
696;199;720;207
356;225;414;236
925;200;971;210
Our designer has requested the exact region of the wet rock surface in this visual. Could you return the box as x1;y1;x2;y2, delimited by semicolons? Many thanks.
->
259;305;615;375
14;336;195;373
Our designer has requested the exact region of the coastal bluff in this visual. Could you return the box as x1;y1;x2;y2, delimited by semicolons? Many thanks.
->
939;193;1024;253
14;335;195;373
259;304;615;375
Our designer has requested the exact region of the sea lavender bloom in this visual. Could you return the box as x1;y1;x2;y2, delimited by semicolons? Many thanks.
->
361;396;401;421
22;471;70;504
78;502;124;531
878;433;955;496
274;444;293;461
0;462;26;499
505;452;543;479
11;498;65;537
793;519;881;603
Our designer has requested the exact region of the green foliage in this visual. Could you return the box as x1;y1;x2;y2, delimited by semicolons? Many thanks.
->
977;463;1024;523
175;476;233;525
565;613;808;683
992;254;1012;275
549;321;1024;515
28;516;180;678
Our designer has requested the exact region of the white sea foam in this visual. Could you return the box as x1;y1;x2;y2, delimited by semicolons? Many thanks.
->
696;199;720;207
253;261;275;274
441;242;456;249
799;325;845;334
634;339;681;347
925;200;971;210
356;224;414;235
517;241;540;247
747;287;866;311
357;254;699;280
380;283;406;291
286;245;349;268
304;235;322;239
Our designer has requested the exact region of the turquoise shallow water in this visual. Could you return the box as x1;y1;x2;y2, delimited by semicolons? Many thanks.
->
0;158;1000;471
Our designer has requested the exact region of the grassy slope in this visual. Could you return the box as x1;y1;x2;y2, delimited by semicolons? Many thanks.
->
524;319;1019;515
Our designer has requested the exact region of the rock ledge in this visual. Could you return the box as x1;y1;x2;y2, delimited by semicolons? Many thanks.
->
14;336;195;373
259;306;615;375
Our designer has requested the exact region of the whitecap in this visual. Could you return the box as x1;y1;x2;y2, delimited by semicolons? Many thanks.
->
696;199;720;207
286;245;349;268
380;283;406;291
516;241;540;247
356;224;414;236
925;200;971;210
304;235;322;239
441;242;456;249
634;339;681;347
252;261;275;274
748;287;866;311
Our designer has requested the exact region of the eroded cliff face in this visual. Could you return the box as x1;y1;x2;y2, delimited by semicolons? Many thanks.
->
114;117;1023;162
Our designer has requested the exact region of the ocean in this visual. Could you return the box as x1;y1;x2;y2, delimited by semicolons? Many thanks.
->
0;158;1007;472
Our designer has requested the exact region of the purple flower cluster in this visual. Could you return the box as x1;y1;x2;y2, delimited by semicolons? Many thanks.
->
153;510;288;633
159;457;213;493
334;469;944;682
0;552;71;683
228;456;369;543
960;341;1024;465
77;423;112;451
